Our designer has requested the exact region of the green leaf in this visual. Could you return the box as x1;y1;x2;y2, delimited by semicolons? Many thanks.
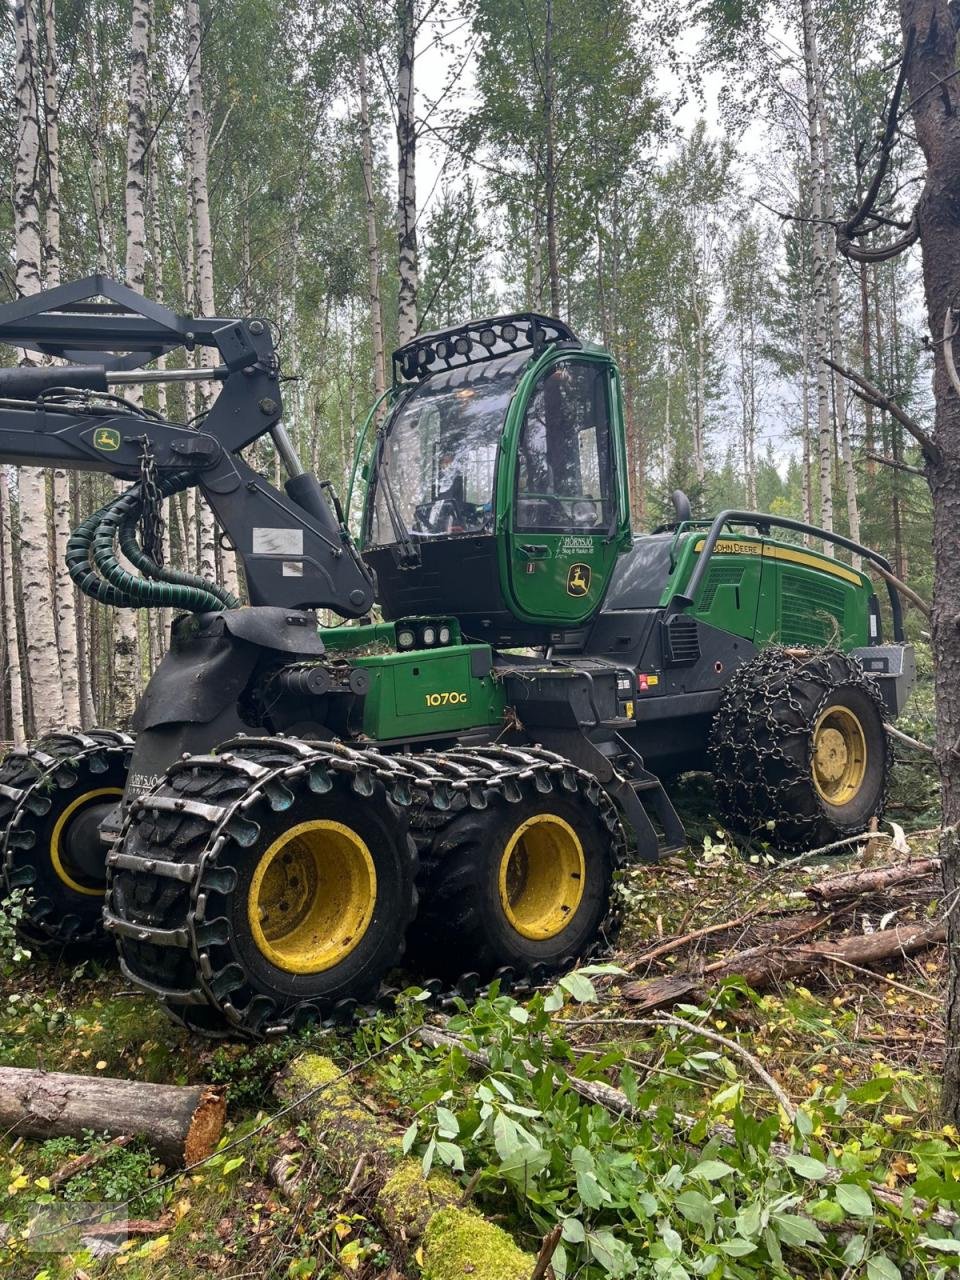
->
222;1156;245;1175
435;1106;459;1138
436;1140;464;1171
543;988;565;1013
835;1183;873;1217
917;1237;960;1253
808;1197;845;1224
559;972;598;1003
401;1121;418;1154
675;1189;714;1229
866;1256;901;1280
770;1213;826;1247
849;1077;895;1104
576;1169;611;1209
421;1136;436;1177
841;1235;866;1266
689;1158;734;1181
508;1004;529;1024
560;1217;585;1244
735;1201;763;1238
784;1153;829;1180
717;1240;757;1256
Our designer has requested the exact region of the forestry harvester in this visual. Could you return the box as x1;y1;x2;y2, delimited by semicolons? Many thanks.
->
0;277;915;1036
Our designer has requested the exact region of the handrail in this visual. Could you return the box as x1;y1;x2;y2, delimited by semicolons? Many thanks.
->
665;509;905;642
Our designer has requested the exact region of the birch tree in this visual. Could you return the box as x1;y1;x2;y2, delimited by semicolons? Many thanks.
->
14;0;67;737
359;50;386;400
396;0;418;343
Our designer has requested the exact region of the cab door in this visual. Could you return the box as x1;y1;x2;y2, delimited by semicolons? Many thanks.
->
505;356;626;625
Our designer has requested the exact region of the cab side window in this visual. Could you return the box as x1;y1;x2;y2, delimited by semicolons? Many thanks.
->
515;361;614;531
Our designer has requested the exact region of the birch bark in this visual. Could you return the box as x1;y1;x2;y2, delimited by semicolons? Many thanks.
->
799;0;834;549
396;0;418;344
14;0;66;736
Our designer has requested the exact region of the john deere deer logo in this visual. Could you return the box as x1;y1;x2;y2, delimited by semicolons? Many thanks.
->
566;563;591;597
93;427;121;452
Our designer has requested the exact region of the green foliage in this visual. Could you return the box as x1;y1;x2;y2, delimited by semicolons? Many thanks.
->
0;888;30;974
364;975;960;1278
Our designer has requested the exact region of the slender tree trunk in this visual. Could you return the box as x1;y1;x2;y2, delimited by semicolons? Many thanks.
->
14;0;66;737
817;88;861;562
0;473;25;746
84;23;113;273
800;0;834;549
186;0;236;595
359;52;386;400
396;0;418;344
544;0;560;317
860;262;876;476
40;0;81;728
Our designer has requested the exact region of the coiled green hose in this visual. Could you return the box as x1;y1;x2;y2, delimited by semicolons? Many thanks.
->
66;475;241;613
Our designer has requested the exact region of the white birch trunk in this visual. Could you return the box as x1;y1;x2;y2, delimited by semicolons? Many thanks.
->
186;0;236;596
800;0;834;550
359;52;386;400
14;0;66;736
396;0;418;344
40;0;81;728
0;473;25;746
816;89;862;566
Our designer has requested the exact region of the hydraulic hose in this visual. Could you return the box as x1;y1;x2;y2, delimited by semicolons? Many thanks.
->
66;475;241;613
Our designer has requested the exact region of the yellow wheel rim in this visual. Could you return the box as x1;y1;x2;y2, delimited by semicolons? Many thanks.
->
812;705;868;807
50;787;123;897
498;814;585;941
247;820;377;974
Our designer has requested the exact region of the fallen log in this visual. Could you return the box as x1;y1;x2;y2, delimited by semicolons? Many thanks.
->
275;1054;535;1280
805;858;939;902
0;1067;226;1165
620;919;946;1012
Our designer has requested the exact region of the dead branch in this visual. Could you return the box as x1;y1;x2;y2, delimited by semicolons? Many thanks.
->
48;1134;133;1191
530;1225;563;1280
627;908;761;970
864;450;925;476
621;919;946;1012
651;1012;796;1123
872;564;932;618
840;28;916;245
886;723;935;754
824;356;940;464
806;857;939;901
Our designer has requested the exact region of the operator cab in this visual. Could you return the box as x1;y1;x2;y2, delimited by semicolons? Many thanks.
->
361;315;631;647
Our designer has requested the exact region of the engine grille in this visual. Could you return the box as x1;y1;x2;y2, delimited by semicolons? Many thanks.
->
779;570;846;646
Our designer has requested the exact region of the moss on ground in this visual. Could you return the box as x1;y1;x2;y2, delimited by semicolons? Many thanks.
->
421;1205;534;1280
377;1157;460;1238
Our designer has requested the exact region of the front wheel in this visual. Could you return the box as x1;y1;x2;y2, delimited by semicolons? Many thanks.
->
107;738;418;1036
709;648;890;851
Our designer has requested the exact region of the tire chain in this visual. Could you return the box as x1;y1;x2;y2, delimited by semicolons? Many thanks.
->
709;646;890;848
0;731;134;945
104;735;629;1038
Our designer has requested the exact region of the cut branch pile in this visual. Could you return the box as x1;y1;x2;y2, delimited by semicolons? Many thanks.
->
620;853;944;1013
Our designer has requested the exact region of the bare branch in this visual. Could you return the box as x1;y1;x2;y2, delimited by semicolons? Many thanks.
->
841;27;916;243
823;356;941;464
863;450;925;476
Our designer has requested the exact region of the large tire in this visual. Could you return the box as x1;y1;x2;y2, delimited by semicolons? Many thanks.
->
709;648;890;850
106;737;418;1037
409;750;622;982
0;731;132;947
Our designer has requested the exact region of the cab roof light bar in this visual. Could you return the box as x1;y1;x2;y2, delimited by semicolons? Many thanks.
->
392;313;580;384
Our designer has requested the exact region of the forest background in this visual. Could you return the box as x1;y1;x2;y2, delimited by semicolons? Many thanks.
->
0;0;933;740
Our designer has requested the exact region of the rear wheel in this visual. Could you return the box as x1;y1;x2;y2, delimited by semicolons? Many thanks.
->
0;731;132;947
107;737;418;1037
710;648;890;850
410;751;622;981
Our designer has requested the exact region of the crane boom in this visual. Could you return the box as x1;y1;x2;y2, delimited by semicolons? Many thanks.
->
0;276;374;616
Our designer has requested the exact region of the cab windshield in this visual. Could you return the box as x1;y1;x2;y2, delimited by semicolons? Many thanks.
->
367;352;527;545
